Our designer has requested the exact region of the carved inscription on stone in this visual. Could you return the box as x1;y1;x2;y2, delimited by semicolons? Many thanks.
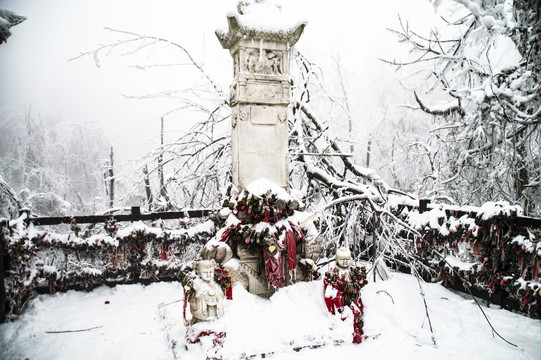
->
250;106;277;125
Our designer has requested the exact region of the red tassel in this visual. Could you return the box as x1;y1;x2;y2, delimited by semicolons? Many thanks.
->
521;286;532;310
214;267;233;300
472;241;480;255
518;255;524;277
160;245;169;260
487;280;495;293
220;224;235;242
110;248;117;267
262;206;270;223
225;287;233;300
351;299;364;344
183;288;190;324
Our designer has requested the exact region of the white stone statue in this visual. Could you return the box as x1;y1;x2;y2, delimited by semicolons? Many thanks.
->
335;247;352;271
189;260;225;323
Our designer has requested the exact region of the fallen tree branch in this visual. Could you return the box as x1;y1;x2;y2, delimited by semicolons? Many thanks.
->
46;325;103;334
432;251;518;348
376;290;395;305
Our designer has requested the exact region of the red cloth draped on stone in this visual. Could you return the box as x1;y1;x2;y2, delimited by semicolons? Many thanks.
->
263;238;286;289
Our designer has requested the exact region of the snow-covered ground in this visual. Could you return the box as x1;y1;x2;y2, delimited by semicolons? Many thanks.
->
1;269;540;360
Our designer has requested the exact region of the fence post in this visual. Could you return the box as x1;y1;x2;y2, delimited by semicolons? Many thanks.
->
131;206;141;220
0;220;6;323
419;199;430;213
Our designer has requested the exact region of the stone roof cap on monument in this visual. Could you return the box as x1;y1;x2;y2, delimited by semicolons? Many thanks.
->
216;0;307;49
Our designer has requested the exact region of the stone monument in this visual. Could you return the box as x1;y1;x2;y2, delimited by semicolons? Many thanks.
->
216;1;306;189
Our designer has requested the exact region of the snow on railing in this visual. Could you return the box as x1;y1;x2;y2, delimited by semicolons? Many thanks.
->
395;200;541;318
1;201;540;322
0;207;216;322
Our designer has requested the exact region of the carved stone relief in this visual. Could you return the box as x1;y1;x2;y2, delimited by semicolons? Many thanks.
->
304;237;322;262
245;82;283;101
238;107;248;122
234;53;240;76
278;108;287;123
244;49;283;75
237;245;275;297
231;109;238;128
232;106;249;129
230;82;238;106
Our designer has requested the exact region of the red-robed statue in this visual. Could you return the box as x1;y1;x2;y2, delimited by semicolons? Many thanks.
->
324;247;368;343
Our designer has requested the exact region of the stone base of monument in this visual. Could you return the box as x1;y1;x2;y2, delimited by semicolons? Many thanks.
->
238;249;275;297
202;178;322;297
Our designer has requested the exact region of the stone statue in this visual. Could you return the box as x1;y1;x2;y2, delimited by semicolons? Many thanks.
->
324;247;367;343
335;247;352;271
189;260;225;324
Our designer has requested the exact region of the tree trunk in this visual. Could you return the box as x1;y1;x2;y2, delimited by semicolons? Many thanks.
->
158;117;171;209
108;147;114;209
366;136;372;168
0;226;6;323
143;165;153;212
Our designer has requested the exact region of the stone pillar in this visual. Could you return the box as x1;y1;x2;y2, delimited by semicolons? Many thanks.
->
216;13;305;190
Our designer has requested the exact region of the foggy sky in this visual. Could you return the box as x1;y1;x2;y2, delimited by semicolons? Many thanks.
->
0;0;441;162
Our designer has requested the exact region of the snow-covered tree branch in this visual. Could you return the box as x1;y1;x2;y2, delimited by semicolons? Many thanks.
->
386;0;540;215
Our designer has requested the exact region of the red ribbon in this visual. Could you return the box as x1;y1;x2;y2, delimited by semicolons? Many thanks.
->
286;230;297;270
214;267;233;300
220;224;235;243
187;330;227;348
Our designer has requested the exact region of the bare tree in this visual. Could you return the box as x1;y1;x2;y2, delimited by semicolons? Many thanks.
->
0;108;109;216
71;28;231;211
103;146;115;209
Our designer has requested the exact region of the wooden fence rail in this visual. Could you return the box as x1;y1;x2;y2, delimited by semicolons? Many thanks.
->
20;206;215;226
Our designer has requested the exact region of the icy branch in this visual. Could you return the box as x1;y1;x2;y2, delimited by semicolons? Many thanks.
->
414;91;462;116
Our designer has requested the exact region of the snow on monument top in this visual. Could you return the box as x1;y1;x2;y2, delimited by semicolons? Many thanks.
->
245;178;290;200
216;0;307;49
